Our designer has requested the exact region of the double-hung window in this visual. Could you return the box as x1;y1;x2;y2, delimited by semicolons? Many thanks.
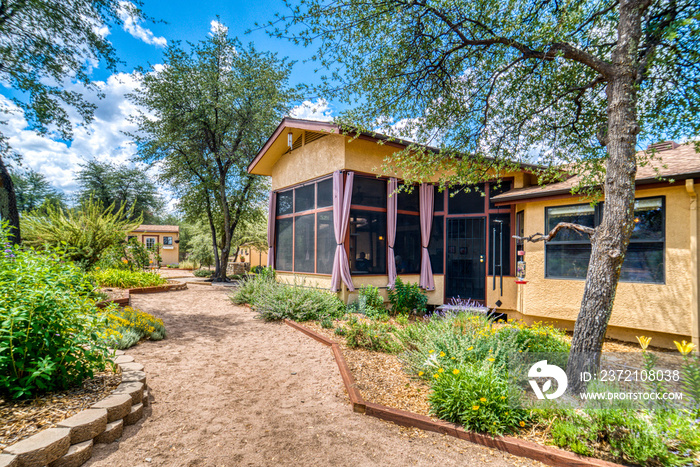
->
544;197;665;283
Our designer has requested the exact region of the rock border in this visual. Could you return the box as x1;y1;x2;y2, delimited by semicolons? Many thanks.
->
283;319;623;467
1;352;150;467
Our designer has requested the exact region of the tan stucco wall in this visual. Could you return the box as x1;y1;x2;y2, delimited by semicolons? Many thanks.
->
129;232;180;266
515;184;694;344
241;247;268;268
271;134;345;190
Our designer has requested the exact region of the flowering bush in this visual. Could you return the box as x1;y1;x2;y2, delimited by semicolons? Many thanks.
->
0;232;109;399
428;355;528;435
98;306;166;349
344;317;402;353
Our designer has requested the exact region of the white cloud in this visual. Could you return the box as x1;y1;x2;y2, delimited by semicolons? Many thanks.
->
209;20;228;36
118;1;167;47
0;72;150;195
289;98;333;122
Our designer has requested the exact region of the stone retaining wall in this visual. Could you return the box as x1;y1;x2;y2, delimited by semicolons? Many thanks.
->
0;352;149;467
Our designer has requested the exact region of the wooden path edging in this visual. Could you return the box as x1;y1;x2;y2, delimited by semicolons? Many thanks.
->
283;319;622;467
128;281;187;295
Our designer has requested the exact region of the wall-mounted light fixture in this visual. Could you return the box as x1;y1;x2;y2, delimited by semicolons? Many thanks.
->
287;131;293;150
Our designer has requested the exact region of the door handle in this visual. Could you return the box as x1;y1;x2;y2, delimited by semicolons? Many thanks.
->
479;255;484;263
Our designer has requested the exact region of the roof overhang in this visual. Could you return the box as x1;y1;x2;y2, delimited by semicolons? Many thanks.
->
248;118;340;176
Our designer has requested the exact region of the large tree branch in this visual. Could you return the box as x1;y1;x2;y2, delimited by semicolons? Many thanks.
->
410;0;616;77
514;222;595;243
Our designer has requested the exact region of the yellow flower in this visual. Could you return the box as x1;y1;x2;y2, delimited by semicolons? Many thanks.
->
433;373;439;379
429;349;435;354
438;368;444;373
488;358;495;362
501;396;506;400
519;421;526;427
418;371;424;376
674;340;696;356
472;405;479;410
439;351;446;357
452;369;460;375
505;412;509;416
451;357;456;360
468;346;473;351
480;397;487;403
636;335;652;350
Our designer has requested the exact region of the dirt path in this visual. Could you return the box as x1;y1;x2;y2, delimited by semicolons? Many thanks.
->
88;288;539;467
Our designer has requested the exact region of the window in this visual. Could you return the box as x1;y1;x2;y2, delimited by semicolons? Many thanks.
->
163;236;173;246
545;197;665;283
349;210;387;274
316;212;335;274
429;216;444;274
127;235;137;242
273;176;334;274
352;176;386;208
394;214;421;274
145;237;156;250
448;184;485;214
294;214;315;272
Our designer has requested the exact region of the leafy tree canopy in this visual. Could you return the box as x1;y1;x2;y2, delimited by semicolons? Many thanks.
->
129;26;294;280
76;160;165;223
10;169;65;212
273;0;699;191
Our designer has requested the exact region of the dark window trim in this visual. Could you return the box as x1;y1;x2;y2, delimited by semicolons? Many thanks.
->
544;196;666;283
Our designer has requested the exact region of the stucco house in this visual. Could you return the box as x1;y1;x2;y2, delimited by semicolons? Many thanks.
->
249;118;700;348
128;224;180;266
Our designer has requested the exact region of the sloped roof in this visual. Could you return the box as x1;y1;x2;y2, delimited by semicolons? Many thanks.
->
131;224;180;233
492;143;700;203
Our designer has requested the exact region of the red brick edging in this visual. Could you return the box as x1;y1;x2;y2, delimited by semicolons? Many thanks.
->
283;319;622;467
0;353;150;467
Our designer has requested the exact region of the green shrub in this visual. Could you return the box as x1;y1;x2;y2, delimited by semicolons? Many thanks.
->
96;237;151;271
388;277;427;316
178;259;200;270
428;359;528;435
0;236;109;399
320;317;334;329
334;326;347;336
347;285;388;320
344;317;402;353
231;274;344;322
193;268;213;277
550;419;595;456
98;306;166;349
91;268;168;288
22;197;140;270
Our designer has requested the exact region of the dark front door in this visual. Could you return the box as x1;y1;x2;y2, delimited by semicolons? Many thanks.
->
446;217;486;300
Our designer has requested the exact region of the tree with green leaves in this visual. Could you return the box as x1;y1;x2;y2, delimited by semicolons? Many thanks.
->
130;26;293;281
76;160;164;223
0;0;151;243
11;169;65;213
276;0;700;388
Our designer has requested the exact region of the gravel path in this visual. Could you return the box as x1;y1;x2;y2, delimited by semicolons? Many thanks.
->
88;287;539;467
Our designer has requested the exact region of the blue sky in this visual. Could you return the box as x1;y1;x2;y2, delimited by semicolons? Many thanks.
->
0;0;334;197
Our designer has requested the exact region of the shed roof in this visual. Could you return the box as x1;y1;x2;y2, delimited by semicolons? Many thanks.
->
131;224;180;233
492;143;700;203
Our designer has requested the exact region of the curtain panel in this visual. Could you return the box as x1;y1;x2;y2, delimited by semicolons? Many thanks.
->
266;191;277;268
419;183;435;290
330;171;355;292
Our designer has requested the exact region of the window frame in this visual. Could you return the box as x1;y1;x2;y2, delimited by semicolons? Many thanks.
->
273;174;334;275
163;236;173;246
544;197;665;283
349;174;389;276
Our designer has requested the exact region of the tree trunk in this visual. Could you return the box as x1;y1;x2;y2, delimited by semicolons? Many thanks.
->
566;0;643;392
0;156;20;245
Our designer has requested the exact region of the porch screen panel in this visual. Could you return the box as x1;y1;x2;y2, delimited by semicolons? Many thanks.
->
394;214;420;274
349;209;387;275
317;178;333;208
294;214;315;273
448;184;485;214
317;211;335;274
352;176;386;208
275;217;293;271
277;189;293;215
295;184;315;212
429;216;444;274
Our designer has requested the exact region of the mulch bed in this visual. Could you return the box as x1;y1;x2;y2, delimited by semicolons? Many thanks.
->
301;317;680;466
0;368;122;450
